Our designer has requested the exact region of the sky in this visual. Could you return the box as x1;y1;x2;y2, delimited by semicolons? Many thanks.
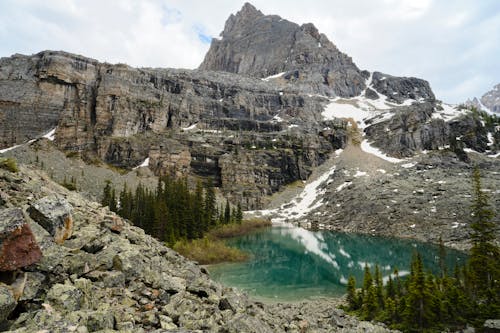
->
0;0;498;104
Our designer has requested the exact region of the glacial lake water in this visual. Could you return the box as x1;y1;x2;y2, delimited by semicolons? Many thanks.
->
208;225;468;302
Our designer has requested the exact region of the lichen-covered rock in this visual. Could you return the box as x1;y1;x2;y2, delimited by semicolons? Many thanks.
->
28;196;73;244
46;283;83;312
0;283;17;323
0;208;42;271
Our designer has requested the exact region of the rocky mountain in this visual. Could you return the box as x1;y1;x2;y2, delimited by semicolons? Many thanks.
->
0;3;499;250
0;163;397;332
466;83;500;113
200;3;435;102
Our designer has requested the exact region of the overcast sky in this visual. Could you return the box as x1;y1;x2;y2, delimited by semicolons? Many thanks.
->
0;0;498;103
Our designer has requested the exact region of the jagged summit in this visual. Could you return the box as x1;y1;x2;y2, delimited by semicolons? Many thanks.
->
200;3;366;97
466;83;500;113
200;3;434;101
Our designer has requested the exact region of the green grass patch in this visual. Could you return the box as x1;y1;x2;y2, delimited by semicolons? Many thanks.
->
173;237;248;265
172;218;271;264
208;218;271;239
0;158;19;173
65;151;80;159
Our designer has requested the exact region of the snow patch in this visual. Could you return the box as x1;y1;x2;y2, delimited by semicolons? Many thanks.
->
43;128;57;141
354;170;367;177
272;115;283;122
401;162;416;168
261;72;286;81
133;157;150;169
182;123;198;131
0;144;23;154
336;181;351;192
432;103;468;121
360;140;405;163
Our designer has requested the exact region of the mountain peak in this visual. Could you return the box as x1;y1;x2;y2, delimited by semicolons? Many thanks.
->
239;2;261;16
200;4;366;97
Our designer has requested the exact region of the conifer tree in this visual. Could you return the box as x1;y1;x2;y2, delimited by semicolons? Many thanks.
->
235;202;243;224
204;179;216;227
347;276;359;310
468;166;500;319
224;199;231;225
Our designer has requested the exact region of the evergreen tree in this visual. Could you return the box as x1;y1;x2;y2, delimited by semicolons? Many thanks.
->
204;179;216;227
235;202;243;224
346;276;359;310
468;166;500;319
224;199;231;225
469;167;499;301
403;253;436;331
193;180;205;237
374;264;385;309
101;180;114;209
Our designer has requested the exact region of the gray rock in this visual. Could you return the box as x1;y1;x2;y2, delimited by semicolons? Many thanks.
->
480;83;500;113
28;196;73;244
365;87;379;100
200;3;366;98
222;313;273;333
0;283;17;323
371;71;435;103
46;283;83;312
19;272;46;301
484;319;500;331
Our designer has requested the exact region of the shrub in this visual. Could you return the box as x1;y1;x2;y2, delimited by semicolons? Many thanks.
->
0;158;19;173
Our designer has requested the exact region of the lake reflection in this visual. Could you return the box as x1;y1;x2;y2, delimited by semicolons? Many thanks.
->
208;225;467;301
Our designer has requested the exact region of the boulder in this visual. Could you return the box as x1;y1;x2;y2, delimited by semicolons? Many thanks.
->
46;283;83;312
0;283;17;323
0;208;42;271
28;196;73;244
484;319;500;332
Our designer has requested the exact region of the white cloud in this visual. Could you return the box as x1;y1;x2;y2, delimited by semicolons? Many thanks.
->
0;0;498;103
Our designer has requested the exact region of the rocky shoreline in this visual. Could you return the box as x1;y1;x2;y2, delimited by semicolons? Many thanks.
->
0;164;398;332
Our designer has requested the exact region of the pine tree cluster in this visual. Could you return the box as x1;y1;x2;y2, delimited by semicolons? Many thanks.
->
346;167;499;332
101;177;243;246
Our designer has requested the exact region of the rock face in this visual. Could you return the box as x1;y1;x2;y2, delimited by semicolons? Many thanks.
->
0;50;346;208
370;71;435;103
0;208;42;271
0;164;396;332
200;3;366;97
28;196;73;244
466;83;500;113
200;3;434;103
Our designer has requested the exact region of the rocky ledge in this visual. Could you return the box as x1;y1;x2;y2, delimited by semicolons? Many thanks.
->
0;164;396;332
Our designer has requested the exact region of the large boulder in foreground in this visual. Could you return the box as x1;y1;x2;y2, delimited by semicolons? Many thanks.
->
28;196;73;244
0;208;42;271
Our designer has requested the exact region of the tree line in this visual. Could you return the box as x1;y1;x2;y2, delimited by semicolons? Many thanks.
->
345;167;499;332
101;177;243;246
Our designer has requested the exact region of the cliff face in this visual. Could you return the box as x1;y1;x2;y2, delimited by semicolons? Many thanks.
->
0;50;345;208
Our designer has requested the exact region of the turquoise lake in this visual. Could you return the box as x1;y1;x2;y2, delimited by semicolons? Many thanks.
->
208;226;468;302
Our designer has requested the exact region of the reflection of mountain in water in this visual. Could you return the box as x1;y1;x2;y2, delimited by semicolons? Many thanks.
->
209;226;467;301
